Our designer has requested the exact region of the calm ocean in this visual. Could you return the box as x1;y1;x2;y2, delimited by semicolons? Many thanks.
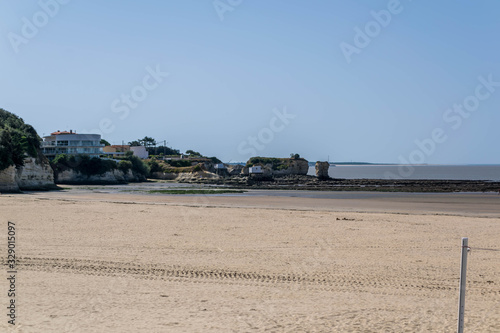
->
307;165;500;181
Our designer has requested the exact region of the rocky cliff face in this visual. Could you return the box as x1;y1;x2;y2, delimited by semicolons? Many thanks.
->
227;164;244;176
0;166;20;192
315;161;330;179
151;170;220;181
0;155;55;192
273;159;309;176
151;172;178;180
177;171;220;182
16;157;55;190
0;108;57;192
55;169;144;184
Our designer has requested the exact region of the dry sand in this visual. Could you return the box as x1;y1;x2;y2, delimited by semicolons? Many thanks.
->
1;188;499;332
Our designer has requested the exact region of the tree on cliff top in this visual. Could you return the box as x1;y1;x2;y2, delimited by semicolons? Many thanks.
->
129;136;156;147
0;108;40;171
100;139;111;146
185;150;202;157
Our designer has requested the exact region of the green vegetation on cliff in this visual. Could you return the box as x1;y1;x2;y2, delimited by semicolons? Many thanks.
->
167;160;192;168
129;136;181;156
52;154;117;176
147;158;203;174
0;108;41;171
184;150;221;164
246;156;306;171
52;154;150;178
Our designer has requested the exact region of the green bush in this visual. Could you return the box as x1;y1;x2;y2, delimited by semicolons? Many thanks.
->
125;155;150;177
246;157;288;170
208;156;222;164
118;160;133;173
0;131;15;170
83;156;114;175
52;154;117;176
0;109;40;171
185;150;202;157
115;154;150;177
148;159;162;173
52;154;77;173
161;166;191;173
168;160;191;168
246;156;305;171
83;157;116;176
52;153;150;178
276;164;290;171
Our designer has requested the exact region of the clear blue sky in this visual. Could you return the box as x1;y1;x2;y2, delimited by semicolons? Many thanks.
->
1;0;499;163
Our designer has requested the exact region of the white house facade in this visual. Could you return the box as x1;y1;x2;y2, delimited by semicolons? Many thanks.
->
249;166;263;174
130;146;149;159
41;131;104;159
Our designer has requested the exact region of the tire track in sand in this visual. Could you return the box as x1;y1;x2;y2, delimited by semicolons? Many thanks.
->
3;257;499;297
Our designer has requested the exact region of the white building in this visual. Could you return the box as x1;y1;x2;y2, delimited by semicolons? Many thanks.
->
249;166;263;174
41;130;104;159
130;146;149;159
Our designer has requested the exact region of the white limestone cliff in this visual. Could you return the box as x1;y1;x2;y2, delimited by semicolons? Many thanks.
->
0;156;55;192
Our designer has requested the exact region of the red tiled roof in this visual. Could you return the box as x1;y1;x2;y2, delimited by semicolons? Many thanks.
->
51;130;75;135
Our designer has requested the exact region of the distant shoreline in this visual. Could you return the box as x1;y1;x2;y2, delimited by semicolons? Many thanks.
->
226;162;500;166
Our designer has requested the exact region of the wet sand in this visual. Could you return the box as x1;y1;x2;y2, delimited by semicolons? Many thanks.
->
29;185;500;217
1;186;499;332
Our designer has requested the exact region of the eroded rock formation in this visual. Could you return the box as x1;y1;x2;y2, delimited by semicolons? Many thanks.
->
0;166;19;192
0;155;55;192
227;164;244;176
315;161;330;179
243;157;309;177
274;159;309;176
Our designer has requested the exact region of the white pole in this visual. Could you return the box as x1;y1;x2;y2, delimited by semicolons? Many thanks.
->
457;237;469;333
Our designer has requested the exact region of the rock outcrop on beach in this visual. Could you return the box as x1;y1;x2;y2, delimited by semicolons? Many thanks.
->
0;166;19;192
149;161;221;181
0;156;56;192
15;156;55;190
177;170;220;182
51;154;150;185
152;170;220;182
243;157;309;177
151;171;178;180
227;164;244;176
275;159;309;176
315;161;330;179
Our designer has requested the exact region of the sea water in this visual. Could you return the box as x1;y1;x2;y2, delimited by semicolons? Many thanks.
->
307;165;500;181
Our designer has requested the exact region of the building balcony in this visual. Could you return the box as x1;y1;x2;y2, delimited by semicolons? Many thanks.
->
42;147;104;156
41;141;105;148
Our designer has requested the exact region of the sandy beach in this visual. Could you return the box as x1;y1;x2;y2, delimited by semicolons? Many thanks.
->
1;186;499;332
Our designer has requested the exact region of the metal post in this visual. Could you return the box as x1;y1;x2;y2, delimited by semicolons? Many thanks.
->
457;237;469;333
